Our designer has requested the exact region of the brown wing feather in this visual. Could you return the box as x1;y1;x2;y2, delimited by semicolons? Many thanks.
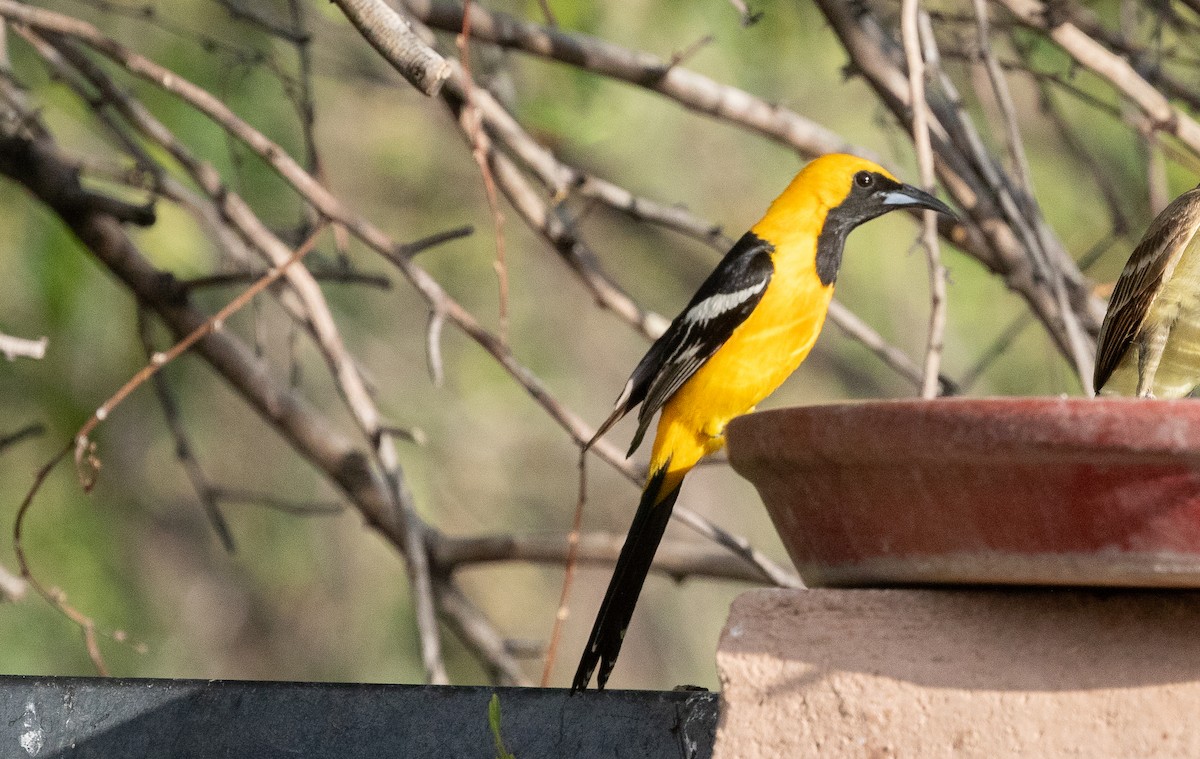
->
1094;187;1200;392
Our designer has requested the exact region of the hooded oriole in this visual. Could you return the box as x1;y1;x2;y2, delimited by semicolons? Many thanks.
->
572;153;955;691
1095;184;1200;398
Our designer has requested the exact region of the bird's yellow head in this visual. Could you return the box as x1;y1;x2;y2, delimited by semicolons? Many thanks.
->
753;153;955;285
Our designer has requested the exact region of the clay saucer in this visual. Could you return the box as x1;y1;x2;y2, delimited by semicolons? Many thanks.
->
726;398;1200;588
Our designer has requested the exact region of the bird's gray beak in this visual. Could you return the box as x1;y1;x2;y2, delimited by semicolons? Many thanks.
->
882;184;956;218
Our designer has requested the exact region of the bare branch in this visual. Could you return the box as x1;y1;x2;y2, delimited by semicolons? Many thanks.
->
1041;1;1200;114
0;330;47;360
425;308;446;387
208;488;343;516
456;1;510;341
398;0;862;159
995;0;1200;155
43;9;784;590
901;1;947;399
137;308;236;552
328;0;451;96
73;225;327;490
0;422;43;453
0;3;888;683
540;453;586;686
214;0;309;44
431;530;783;584
0;561;25;602
30;29;452;682
827;300;957;394
814;0;1100;389
971;0;1033;194
435;577;530;685
13;440;108;674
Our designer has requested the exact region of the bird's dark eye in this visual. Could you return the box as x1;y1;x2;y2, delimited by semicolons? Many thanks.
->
854;171;875;189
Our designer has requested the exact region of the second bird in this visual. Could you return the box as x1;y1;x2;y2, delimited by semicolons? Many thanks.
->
1095;184;1200;398
572;153;955;691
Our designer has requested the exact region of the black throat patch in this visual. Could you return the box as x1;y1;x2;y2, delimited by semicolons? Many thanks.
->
814;174;909;286
814;205;858;287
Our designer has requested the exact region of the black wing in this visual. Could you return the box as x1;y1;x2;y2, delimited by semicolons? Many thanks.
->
587;232;775;456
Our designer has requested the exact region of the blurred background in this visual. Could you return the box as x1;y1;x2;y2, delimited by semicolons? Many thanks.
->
0;0;1196;689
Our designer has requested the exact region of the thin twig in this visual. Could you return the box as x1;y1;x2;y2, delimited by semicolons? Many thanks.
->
670;507;803;588
726;0;763;26
378;424;428;446
0;422;44;453
1117;1;1168;218
959;233;1117;391
534;0;557;27
540;449;587;686
137;308;236;552
1017;42;1131;237
40;35;453;680
13;441;109;674
441;74;668;340
181;268;392;291
430;530;775;583
0;561;26;602
668;35;714;69
902;1;947;399
435;576;530;685
0;125;506;682
457;0;510;343
426;308;446;387
383;437;449;684
399;224;476;257
0;330;47;360
1145;127;1169;215
827;300;957;394
971;0;1033;198
399;0;859;158
996;0;1200;155
215;0;309;43
209;487;343;515
817;0;1100;388
73;225;328;490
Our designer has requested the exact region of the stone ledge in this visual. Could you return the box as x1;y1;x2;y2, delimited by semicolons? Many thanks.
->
715;588;1200;758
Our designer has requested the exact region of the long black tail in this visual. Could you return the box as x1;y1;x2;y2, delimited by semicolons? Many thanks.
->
571;464;682;691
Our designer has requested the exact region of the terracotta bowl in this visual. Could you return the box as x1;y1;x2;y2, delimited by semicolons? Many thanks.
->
725;398;1200;588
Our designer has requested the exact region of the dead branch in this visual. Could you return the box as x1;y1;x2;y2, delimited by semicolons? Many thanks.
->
456;0;511;341
995;0;1200;155
901;0;948;399
399;0;861;158
329;0;451;96
814;0;1100;391
0;422;44;453
0;330;46;360
431;530;781;584
137;309;236;551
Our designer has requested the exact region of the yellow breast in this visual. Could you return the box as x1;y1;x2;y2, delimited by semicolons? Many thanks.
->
649;219;833;474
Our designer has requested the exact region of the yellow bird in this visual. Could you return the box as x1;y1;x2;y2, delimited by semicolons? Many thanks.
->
572;153;955;691
1095;185;1200;398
